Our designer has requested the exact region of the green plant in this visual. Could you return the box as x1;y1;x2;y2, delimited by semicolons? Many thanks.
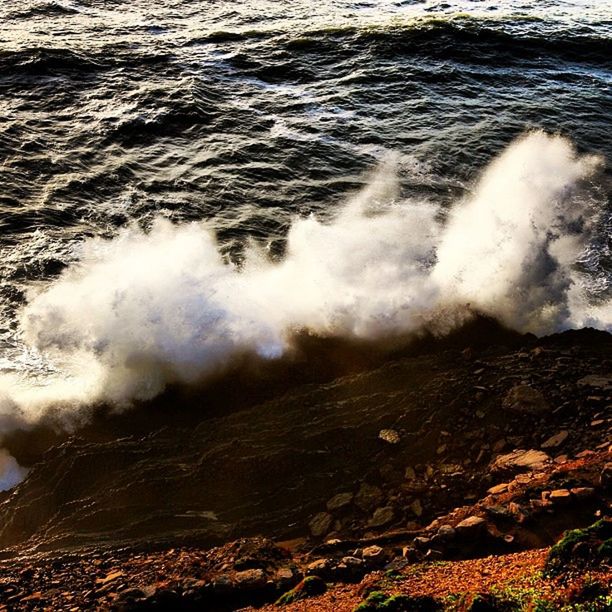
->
276;575;326;606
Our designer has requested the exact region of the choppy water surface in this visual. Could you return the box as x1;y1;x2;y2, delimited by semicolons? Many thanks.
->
0;0;610;403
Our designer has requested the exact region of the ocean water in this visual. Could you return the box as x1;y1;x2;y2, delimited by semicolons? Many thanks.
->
0;1;610;464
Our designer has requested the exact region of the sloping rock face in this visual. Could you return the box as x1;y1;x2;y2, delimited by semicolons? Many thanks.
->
0;327;609;553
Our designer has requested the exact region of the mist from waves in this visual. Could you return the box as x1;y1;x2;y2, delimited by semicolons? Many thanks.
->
0;131;610;487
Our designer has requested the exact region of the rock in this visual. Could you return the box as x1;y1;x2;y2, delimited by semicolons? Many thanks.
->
456;516;487;537
410;499;423;517
326;492;353;512
541;430;569;449
275;567;296;587
404;466;417;480
549;489;571;505
211;574;233;594
355;483;383;512
577;375;612;391
436;444;447;455
337;556;364;578
491;449;550;474
379;429;400;444
413;536;431;550
368;506;394;528
570;487;595;499
362;545;385;564
487;483;509;495
436;525;456;542
440;464;462;475
306;559;332;577
234;568;266;589
503;385;549;414
309;512;332;537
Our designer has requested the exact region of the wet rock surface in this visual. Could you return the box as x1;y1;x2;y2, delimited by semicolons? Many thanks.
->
0;327;609;609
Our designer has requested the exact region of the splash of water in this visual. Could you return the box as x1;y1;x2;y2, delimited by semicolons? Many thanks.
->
0;132;609;483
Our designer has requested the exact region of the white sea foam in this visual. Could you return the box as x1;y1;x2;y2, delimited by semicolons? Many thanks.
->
0;131;608;488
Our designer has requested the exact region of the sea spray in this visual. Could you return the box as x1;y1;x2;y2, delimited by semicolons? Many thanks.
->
0;132;608;489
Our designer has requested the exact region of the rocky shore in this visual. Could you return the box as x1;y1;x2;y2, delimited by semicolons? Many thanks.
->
0;326;609;610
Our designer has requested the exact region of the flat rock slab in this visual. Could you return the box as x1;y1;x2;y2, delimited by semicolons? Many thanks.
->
491;449;550;474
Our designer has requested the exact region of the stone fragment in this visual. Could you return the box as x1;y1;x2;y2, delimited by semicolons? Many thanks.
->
413;536;431;550
355;483;383;512
541;430;569;449
368;506;394;528
491;449;550;474
306;559;331;576
503;385;549;413
404;466;416;480
440;464;462;475
234;569;265;589
379;429;400;444
549;489;571;505
309;512;332;537
326;493;353;512
361;545;385;563
487;483;509;495
455;516;487;536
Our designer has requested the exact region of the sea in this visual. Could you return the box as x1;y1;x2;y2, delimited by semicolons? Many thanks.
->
0;0;610;483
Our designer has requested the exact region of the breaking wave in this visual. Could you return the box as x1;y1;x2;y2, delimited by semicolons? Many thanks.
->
0;131;603;434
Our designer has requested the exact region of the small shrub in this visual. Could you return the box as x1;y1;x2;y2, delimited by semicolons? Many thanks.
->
276;575;326;605
546;519;612;576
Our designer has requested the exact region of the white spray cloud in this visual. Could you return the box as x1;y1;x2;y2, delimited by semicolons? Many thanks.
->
0;131;608;451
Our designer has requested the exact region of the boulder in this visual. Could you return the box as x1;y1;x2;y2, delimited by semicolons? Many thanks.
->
326;492;353;512
362;545;386;566
487;483;509;495
490;449;550;474
549;489;571;505
308;512;332;538
368;506;394;528
503;385;549;414
355;483;383;512
456;516;487;537
234;568;266;589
